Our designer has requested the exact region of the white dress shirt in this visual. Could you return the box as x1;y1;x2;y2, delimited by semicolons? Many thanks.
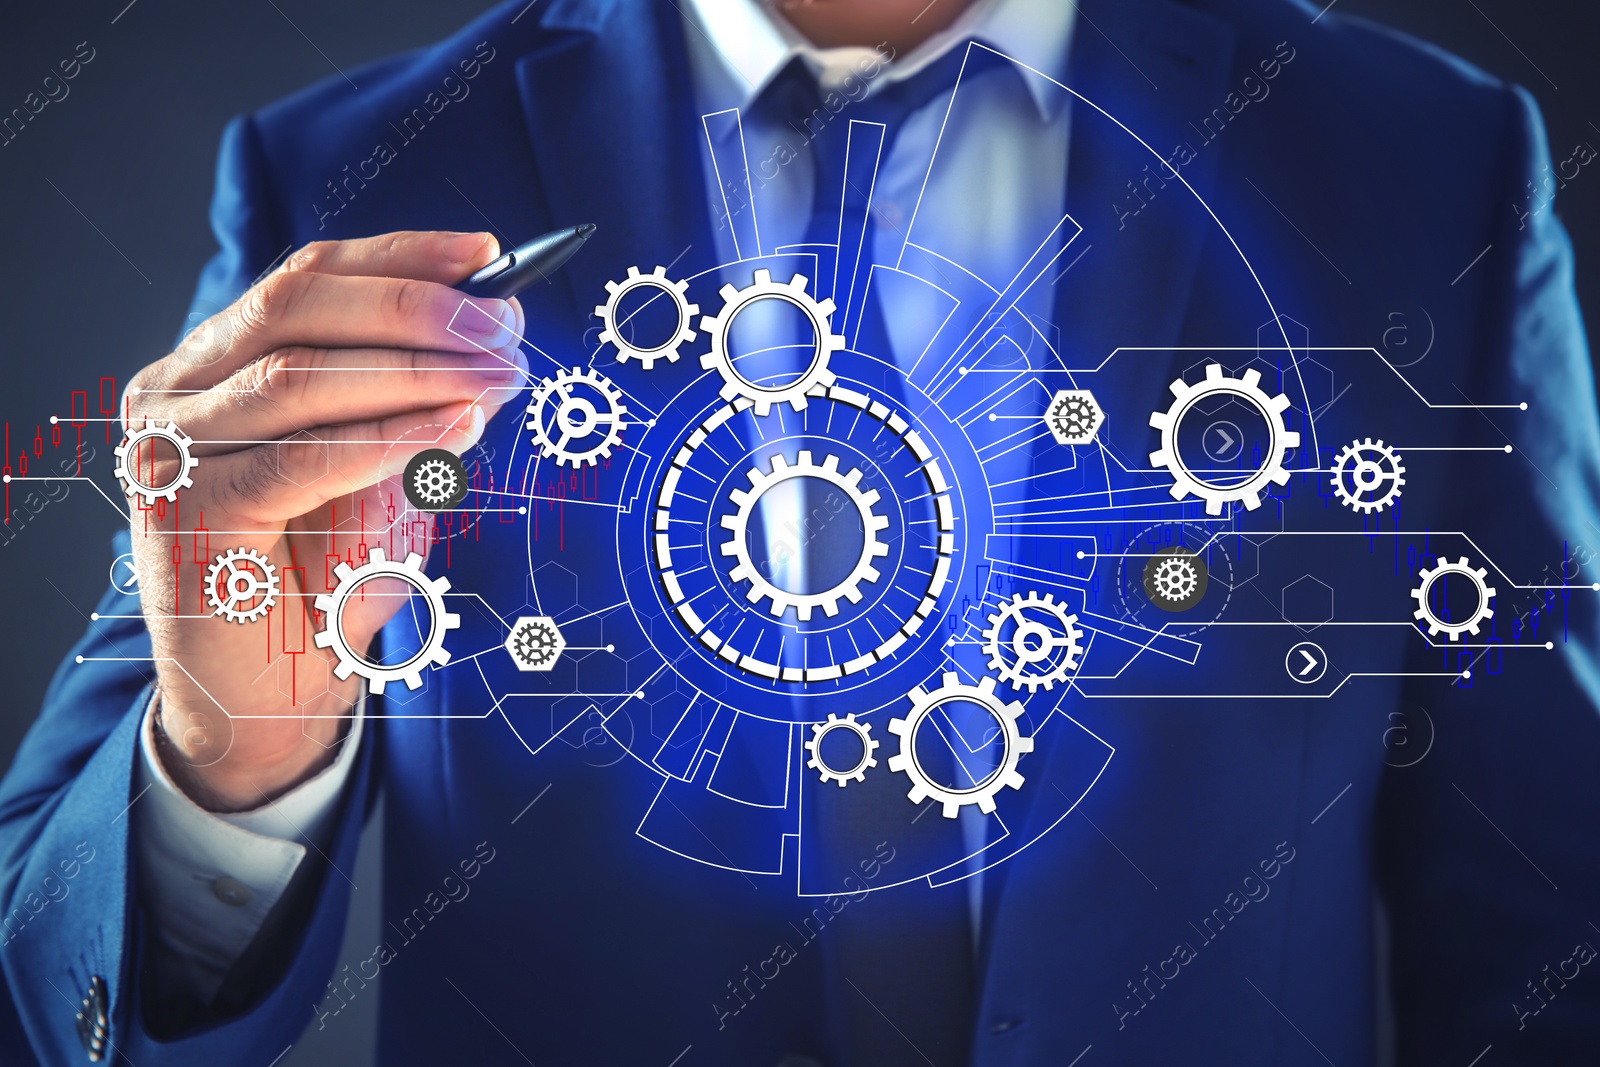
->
138;0;1079;992
135;692;364;1003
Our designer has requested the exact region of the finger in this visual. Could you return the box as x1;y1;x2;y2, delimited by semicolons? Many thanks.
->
153;345;528;455
151;272;521;393
194;400;488;524
279;230;500;285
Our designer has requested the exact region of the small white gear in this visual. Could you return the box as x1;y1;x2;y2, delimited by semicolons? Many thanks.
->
805;712;879;786
526;367;628;467
411;457;460;508
982;591;1084;693
313;548;460;693
1149;364;1300;515
1411;555;1496;641
113;420;198;505
1152;557;1199;602
204;547;280;624
698;269;843;415
719;451;890;621
1331;438;1406;514
595;265;698;370
888;672;1032;818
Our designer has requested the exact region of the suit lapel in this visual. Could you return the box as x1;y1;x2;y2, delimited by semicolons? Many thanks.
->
1052;0;1237;366
984;0;1238;968
514;0;720;324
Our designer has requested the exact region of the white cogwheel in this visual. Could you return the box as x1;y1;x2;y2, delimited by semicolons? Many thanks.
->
719;451;889;621
113;420;198;505
411;457;460;508
204;547;280;624
1411;555;1496;641
1148;364;1300;515
313;548;460;693
595;265;698;370
982;591;1084;693
526;367;628;467
698;269;843;415
1151;556;1199;602
888;672;1032;818
805;712;879;786
1331;438;1406;514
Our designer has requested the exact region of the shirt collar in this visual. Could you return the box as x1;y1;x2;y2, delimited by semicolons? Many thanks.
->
681;0;1076;122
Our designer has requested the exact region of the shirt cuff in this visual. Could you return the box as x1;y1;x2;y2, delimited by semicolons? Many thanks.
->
133;689;365;1004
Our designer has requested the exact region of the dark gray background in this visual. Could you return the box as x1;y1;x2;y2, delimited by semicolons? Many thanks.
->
0;1;1592;1063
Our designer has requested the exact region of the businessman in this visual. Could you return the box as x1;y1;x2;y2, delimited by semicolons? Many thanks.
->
2;0;1598;1064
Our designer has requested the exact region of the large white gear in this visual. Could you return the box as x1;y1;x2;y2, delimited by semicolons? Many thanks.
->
595;265;699;370
313;548;460;693
982;591;1084;693
888;672;1032;818
526;367;628;467
719;450;890;621
1331;437;1406;514
1411;555;1496;641
113;420;198;505
204;547;280;624
805;713;879;786
698;269;843;415
1148;363;1300;515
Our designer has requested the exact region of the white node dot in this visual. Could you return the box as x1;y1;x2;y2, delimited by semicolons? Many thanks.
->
1591;582;1599;591
1076;550;1086;559
518;506;528;515
1462;669;1472;680
2;475;8;484
1520;402;1529;410
74;655;83;664
633;691;644;700
49;416;58;425
1546;641;1555;650
958;367;969;376
647;418;657;427
1503;445;1513;453
988;413;997;422
606;644;616;652
128;386;140;396
90;612;99;621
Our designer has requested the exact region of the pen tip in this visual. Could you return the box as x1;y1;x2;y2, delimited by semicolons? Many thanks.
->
575;222;598;239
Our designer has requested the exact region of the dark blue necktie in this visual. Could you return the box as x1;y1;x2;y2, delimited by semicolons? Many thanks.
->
756;44;1006;1067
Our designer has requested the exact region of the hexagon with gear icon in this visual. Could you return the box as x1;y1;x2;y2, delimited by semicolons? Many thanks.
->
1045;389;1104;446
504;615;567;672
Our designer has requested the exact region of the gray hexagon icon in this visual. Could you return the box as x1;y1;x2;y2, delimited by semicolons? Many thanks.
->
1045;389;1103;446
505;615;566;671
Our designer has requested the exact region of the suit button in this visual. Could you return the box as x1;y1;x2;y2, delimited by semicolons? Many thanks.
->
211;876;252;907
74;975;108;1061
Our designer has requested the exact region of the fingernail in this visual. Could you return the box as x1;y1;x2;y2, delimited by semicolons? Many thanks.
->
445;232;494;264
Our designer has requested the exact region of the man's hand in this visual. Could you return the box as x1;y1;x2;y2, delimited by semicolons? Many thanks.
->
123;231;526;810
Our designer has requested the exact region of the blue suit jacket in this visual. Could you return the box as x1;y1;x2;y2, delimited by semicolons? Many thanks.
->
3;0;1598;1063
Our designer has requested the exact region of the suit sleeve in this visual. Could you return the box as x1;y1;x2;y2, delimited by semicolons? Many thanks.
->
1378;85;1600;1064
0;115;376;1065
